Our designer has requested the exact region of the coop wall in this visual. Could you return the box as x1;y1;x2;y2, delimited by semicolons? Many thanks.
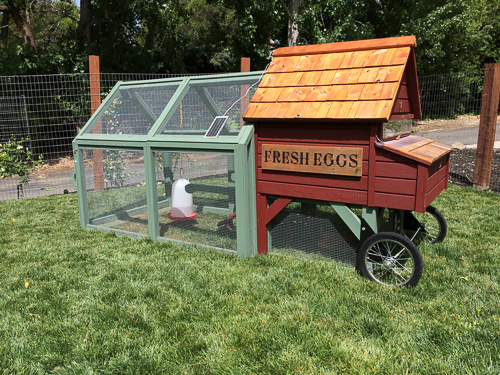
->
372;148;418;211
81;148;150;237
255;122;373;206
256;122;450;214
153;151;240;252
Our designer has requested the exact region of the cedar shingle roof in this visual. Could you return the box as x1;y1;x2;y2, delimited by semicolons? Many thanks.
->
243;36;421;122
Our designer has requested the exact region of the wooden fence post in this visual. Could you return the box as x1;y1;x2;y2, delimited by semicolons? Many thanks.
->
240;57;251;127
89;55;104;191
473;63;500;190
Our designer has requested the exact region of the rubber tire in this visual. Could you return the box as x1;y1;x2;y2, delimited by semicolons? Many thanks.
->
357;232;423;287
414;205;447;244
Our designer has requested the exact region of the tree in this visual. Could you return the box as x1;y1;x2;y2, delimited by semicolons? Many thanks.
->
279;0;301;46
0;0;37;51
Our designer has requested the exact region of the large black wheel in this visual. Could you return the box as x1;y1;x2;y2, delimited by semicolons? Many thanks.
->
357;232;423;287
408;205;447;244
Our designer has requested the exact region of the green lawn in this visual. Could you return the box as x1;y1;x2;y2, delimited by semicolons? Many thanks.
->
0;184;499;374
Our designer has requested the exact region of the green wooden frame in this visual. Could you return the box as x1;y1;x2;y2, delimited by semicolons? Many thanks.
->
73;72;262;258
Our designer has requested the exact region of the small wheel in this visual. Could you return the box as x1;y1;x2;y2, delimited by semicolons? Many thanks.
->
357;232;423;287
410;205;447;244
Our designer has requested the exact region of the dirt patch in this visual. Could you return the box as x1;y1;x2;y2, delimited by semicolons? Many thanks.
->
35;156;75;175
413;115;481;133
449;148;500;193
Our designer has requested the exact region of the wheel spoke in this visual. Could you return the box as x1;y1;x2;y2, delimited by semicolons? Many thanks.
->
359;233;422;287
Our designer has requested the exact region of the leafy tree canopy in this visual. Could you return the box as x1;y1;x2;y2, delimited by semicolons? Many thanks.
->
0;0;498;75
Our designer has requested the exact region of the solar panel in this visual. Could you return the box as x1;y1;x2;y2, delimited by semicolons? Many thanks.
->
204;116;229;138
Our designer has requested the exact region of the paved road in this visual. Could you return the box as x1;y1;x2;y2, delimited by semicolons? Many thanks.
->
415;124;500;147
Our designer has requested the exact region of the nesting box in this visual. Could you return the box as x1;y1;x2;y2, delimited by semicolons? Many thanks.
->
243;36;453;255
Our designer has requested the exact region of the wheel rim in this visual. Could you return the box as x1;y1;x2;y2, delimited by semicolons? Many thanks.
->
364;239;416;286
413;212;440;243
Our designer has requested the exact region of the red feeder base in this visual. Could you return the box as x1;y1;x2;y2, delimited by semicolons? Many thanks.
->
167;212;198;221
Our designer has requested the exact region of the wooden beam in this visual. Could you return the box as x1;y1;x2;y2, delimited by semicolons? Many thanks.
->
240;57;251;127
265;197;293;225
89;55;104;191
473;63;500;190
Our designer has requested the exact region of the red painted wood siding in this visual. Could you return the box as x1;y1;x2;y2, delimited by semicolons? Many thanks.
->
255;124;449;212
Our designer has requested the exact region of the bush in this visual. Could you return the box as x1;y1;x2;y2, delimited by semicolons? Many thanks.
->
0;136;43;195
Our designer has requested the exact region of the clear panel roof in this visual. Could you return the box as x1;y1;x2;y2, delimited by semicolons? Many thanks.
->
82;73;262;138
84;82;181;136
160;79;259;136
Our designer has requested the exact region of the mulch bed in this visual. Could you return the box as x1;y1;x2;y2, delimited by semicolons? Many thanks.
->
449;148;500;193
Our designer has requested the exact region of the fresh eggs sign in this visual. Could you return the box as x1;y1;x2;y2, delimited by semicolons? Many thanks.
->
262;144;362;177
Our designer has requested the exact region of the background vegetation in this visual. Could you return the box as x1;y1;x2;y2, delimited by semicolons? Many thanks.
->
0;0;499;76
0;185;499;373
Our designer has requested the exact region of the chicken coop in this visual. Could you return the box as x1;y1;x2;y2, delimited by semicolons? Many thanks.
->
72;72;262;257
243;35;453;286
74;36;453;287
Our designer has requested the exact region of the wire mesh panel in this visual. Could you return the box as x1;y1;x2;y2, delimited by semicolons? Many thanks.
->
161;79;259;136
84;83;181;136
154;152;237;251
0;96;30;144
269;201;359;266
84;149;149;236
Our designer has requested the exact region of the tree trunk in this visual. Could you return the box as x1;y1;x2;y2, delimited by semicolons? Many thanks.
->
6;1;37;52
78;0;93;49
0;10;9;48
287;0;300;46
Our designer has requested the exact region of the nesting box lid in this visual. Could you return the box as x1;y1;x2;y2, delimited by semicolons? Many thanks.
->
243;36;421;122
376;135;453;166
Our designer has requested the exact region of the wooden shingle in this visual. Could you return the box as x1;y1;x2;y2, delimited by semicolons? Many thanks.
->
243;36;421;122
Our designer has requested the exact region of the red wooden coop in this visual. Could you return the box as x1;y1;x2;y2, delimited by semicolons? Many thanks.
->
243;36;453;286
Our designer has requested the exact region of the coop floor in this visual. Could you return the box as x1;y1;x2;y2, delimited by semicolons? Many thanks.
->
94;207;237;251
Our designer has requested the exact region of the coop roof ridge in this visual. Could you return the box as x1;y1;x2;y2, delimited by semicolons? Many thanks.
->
272;36;417;57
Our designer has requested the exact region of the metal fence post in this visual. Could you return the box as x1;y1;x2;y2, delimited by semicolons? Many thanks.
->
473;63;500;190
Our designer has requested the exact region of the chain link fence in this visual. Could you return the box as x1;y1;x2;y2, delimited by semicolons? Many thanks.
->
1;69;499;201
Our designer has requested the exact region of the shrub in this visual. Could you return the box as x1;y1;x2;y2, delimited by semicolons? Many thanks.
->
0;136;43;196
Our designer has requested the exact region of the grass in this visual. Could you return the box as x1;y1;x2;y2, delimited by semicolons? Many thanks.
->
0;184;499;374
87;177;237;249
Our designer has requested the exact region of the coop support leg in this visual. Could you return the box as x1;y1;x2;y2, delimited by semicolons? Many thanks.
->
235;138;256;258
361;207;380;234
387;209;405;234
144;146;160;240
329;202;361;241
256;194;269;254
73;146;89;229
257;195;293;255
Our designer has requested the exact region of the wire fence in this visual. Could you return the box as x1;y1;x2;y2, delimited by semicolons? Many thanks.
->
0;69;499;201
415;68;500;193
0;73;186;200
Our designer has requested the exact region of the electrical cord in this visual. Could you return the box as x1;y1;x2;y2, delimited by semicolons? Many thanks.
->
223;55;274;116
